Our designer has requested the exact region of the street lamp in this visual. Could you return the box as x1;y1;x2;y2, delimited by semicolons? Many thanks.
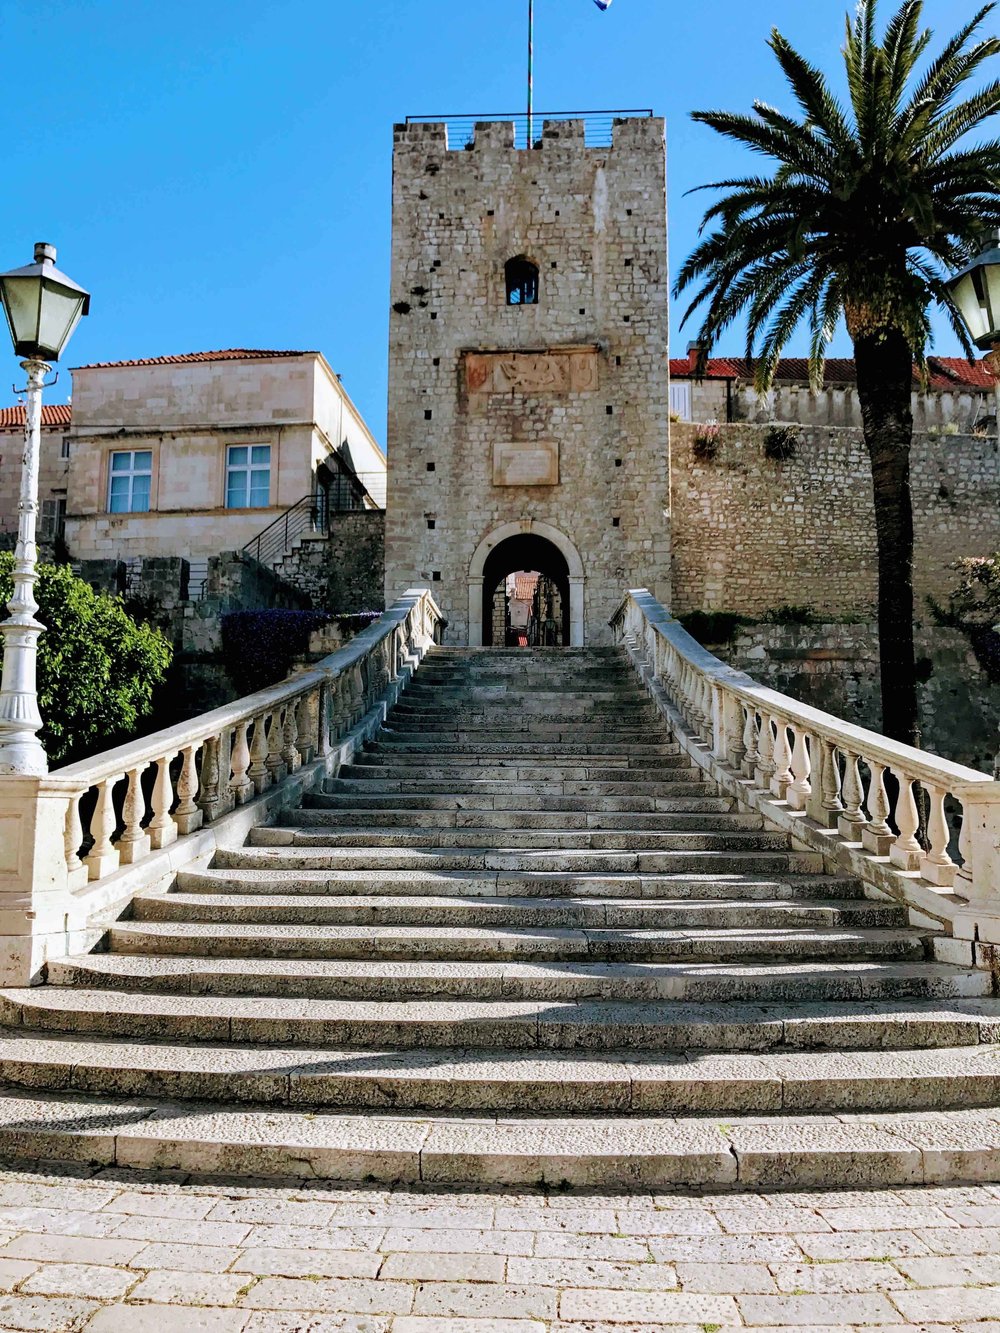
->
0;243;89;775
946;229;1000;432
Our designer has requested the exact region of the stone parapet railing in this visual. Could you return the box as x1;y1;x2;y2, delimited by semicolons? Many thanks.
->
611;589;1000;962
0;589;444;986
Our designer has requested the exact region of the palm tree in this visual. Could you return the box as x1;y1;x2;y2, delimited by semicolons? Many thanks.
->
675;0;1000;746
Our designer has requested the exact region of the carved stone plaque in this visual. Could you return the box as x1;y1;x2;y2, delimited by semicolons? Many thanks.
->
466;348;599;396
492;440;560;487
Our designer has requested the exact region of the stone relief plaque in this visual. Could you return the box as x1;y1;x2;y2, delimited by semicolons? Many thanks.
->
465;348;599;396
492;440;560;487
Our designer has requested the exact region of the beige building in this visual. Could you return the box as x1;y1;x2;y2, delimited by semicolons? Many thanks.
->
384;114;672;646
58;349;385;564
0;404;72;548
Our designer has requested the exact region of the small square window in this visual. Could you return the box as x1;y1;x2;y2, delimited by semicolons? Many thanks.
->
615;458;622;467
432;571;441;582
606;405;614;415
612;516;620;528
426;462;436;472
424;409;433;420
427;519;436;530
61;436;70;459
433;357;440;366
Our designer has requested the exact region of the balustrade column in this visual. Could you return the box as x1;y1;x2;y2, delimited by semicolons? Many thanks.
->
889;769;923;871
317;681;333;757
920;784;957;887
282;701;302;773
837;751;866;841
248;715;271;794
861;761;893;855
173;744;203;835
786;726;811;811
147;755;177;850
810;738;843;828
228;720;254;805
741;706;760;779
266;711;286;784
755;715;775;791
196;735;223;823
117;765;151;865
86;775;122;879
721;691;746;769
770;716;793;799
63;793;88;890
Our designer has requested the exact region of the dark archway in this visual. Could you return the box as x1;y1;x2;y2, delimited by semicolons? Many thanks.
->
481;534;570;647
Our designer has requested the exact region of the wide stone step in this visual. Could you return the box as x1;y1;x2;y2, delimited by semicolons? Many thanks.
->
290;808;753;831
325;776;706;796
379;726;665;742
248;827;791;853
179;868;866;902
354;748;679;766
0;1029;1000;1117
369;739;680;755
2;1088;998;1187
308;791;719;812
49;953;991;1005
106;919;929;963
130;891;905;931
339;764;690;782
214;846;817;875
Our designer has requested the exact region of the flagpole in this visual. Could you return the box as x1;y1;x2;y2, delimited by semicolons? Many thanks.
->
527;0;534;148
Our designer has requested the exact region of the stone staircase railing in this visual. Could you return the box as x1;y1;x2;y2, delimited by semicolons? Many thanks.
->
611;588;1000;962
0;588;444;987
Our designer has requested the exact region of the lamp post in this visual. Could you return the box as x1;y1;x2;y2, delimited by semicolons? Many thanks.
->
946;229;1000;433
0;243;89;775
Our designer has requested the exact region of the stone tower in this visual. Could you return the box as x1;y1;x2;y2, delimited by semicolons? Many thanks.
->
384;114;671;645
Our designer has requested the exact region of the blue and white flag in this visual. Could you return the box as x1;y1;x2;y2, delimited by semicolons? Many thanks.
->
593;0;613;9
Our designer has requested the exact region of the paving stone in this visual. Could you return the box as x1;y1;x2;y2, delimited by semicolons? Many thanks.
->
674;1261;777;1292
0;1293;102;1330
0;1231;146;1267
238;1277;415;1314
19;1260;137;1299
242;1317;390;1333
87;1308;250;1331
378;1251;506;1281
393;1321;546;1333
531;1232;653;1260
770;1259;907;1292
506;1257;677;1289
126;1268;252;1305
558;1289;740;1322
132;1241;245;1271
381;1227;533;1256
913;1226;1000;1255
243;1224;386;1253
233;1248;382;1279
411;1282;559;1318
103;1190;216;1219
112;1214;253;1246
736;1291;902;1324
890;1287;1000;1322
895;1253;1000;1285
794;1229;931;1260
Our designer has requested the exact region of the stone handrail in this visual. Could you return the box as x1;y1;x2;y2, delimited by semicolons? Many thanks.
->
0;588;444;985
611;588;1000;948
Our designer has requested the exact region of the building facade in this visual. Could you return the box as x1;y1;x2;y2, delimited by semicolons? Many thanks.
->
383;114;672;645
63;349;385;564
0;405;73;549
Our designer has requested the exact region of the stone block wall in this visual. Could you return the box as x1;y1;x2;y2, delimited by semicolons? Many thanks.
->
274;511;385;613
671;423;1000;620
384;116;672;644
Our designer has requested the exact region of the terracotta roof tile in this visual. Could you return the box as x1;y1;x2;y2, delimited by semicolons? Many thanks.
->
74;348;315;370
0;404;72;429
669;355;994;391
512;573;539;601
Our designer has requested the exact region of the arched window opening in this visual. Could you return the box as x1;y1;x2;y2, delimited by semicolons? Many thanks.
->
505;257;539;306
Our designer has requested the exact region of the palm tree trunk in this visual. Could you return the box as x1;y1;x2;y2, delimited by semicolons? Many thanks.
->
853;328;919;747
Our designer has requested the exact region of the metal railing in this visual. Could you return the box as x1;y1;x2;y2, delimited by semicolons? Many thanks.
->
405;110;653;150
243;475;386;571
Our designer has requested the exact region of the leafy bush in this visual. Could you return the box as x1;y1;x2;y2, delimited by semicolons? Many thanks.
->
0;554;173;765
678;610;752;644
763;424;799;461
692;425;721;462
220;609;335;696
759;604;818;625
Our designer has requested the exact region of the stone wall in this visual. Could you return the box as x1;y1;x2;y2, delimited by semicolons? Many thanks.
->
671;423;1000;620
274;511;385;613
384;116;672;645
706;621;1000;776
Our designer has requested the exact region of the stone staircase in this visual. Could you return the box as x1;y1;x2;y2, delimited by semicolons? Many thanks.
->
0;646;998;1187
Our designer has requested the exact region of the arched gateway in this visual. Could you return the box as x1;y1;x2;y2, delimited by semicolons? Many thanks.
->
468;521;584;647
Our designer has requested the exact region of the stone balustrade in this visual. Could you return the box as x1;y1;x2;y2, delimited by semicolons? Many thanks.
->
0;588;444;986
611;588;1000;957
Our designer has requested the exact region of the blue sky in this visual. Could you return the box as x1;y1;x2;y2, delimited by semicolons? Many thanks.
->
1;0;989;438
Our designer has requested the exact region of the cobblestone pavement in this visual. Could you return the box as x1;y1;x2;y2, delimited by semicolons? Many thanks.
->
0;1164;995;1330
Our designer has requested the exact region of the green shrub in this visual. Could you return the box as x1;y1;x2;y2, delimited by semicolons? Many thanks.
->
759;603;819;625
0;554;173;765
763;424;799;461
